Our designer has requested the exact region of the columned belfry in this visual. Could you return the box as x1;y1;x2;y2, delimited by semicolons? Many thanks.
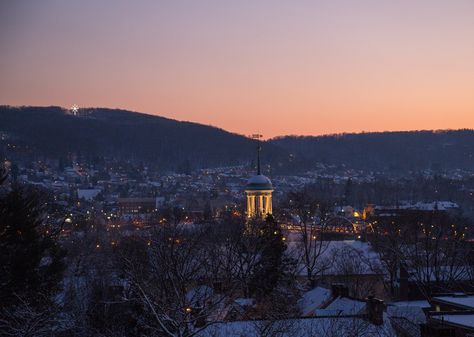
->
245;135;273;219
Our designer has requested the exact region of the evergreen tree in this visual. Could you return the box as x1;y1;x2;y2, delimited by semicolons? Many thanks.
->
0;182;66;328
10;163;19;182
249;215;286;297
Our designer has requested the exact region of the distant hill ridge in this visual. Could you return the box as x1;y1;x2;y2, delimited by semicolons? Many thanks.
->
271;129;474;172
1;105;474;174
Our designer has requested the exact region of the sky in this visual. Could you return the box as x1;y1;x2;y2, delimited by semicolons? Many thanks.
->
1;0;473;138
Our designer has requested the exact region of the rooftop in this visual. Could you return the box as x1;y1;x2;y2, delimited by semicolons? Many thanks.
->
432;295;474;310
245;174;273;191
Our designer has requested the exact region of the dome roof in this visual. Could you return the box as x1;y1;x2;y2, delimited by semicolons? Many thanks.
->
246;174;273;191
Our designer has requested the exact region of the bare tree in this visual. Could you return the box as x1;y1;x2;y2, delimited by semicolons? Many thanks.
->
330;245;382;298
370;210;472;300
119;222;234;337
218;218;263;298
286;188;333;288
312;316;395;337
367;215;407;297
200;316;396;337
399;211;471;298
253;318;297;337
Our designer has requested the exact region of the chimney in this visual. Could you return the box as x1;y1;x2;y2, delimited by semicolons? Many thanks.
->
331;283;349;298
366;296;384;325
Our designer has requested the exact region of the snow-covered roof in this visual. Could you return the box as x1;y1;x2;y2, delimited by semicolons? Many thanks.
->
77;188;101;201
313;309;346;316
387;305;426;324
432;314;474;329
298;287;332;316
375;201;458;211
234;298;255;307
389;300;430;308
186;285;214;306
432;295;474;310
198;316;395;337
324;297;366;315
288;240;382;277
245;174;273;191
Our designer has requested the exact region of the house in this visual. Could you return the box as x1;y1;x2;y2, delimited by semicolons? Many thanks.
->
422;294;474;337
431;294;474;311
422;312;474;337
387;300;430;337
198;297;392;337
289;240;386;298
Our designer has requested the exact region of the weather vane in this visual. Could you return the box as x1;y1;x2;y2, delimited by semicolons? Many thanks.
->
250;134;263;174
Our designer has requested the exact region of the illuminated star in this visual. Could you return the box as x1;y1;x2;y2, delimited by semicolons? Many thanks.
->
70;104;79;115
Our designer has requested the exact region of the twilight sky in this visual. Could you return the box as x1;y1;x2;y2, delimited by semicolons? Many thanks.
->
1;0;473;138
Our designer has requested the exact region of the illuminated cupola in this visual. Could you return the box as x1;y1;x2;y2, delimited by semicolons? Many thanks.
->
245;137;273;219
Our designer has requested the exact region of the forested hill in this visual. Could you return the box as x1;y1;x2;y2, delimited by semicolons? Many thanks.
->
0;105;287;172
270;130;474;172
1;105;474;174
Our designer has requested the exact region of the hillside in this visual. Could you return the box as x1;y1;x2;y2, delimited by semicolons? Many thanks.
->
270;130;474;173
0;106;288;172
1;105;474;174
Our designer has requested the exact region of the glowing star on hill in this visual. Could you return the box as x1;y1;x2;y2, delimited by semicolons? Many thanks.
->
70;104;79;115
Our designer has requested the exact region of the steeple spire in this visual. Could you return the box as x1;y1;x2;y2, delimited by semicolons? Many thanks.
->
251;134;263;175
257;142;261;175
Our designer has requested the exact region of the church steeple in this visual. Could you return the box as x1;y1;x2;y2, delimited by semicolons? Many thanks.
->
246;134;273;219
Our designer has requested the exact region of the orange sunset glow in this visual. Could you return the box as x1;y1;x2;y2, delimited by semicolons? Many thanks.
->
1;0;473;137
